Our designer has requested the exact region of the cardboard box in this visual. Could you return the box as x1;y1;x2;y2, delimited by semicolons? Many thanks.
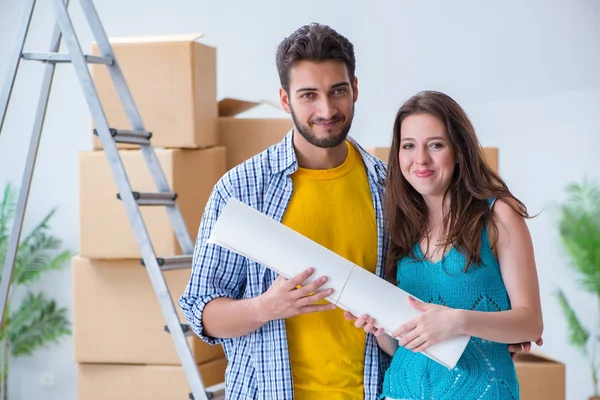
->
90;34;218;149
79;147;225;259
73;256;224;365
217;98;292;170
366;147;391;164
482;147;498;173
77;358;227;400
367;146;500;173
514;352;565;400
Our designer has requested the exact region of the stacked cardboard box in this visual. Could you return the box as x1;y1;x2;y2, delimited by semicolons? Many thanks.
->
217;98;293;170
514;352;565;400
73;33;292;399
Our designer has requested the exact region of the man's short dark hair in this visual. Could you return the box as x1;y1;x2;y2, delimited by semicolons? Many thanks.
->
276;23;356;93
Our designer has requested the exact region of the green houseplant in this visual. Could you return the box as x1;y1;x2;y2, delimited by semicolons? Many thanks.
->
0;183;72;399
554;179;600;399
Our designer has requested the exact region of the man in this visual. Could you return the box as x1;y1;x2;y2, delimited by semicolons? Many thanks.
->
179;23;536;400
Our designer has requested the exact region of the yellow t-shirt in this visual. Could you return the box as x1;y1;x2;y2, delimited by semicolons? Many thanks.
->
282;141;378;400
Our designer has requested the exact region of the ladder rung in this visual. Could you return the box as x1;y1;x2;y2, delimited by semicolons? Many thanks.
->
0;0;210;398
164;323;195;337
117;191;177;206
93;128;152;145
189;383;226;400
22;52;113;65
206;382;226;400
140;255;192;271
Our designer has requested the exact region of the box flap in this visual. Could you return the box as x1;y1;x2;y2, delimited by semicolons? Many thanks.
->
103;33;205;45
218;98;262;117
259;98;285;111
218;98;287;117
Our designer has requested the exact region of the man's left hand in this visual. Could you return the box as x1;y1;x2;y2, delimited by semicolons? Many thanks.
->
508;337;544;359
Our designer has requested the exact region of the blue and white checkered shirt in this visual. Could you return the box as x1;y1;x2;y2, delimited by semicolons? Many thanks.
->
179;130;391;400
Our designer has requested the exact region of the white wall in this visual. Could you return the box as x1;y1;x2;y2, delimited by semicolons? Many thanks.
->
0;0;598;399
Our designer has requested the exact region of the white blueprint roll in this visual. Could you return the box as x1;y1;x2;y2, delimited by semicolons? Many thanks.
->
207;197;470;369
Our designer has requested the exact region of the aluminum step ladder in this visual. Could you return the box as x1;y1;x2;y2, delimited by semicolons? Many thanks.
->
0;1;222;399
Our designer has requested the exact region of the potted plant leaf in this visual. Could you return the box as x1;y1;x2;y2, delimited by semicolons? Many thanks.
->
554;179;600;400
0;183;72;399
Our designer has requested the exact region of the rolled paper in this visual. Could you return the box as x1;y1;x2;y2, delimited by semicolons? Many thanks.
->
207;197;470;369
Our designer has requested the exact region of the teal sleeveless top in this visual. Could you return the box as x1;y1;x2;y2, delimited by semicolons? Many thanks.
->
380;199;520;400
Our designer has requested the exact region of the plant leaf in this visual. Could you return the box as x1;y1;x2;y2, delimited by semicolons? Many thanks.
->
13;246;72;286
7;291;71;357
0;183;17;240
554;289;589;351
18;208;56;250
0;183;17;273
0;183;72;362
557;179;600;297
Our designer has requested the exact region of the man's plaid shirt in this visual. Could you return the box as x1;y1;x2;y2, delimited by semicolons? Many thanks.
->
179;130;391;399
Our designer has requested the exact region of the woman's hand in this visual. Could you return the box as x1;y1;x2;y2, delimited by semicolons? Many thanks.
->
392;296;464;352
344;311;386;337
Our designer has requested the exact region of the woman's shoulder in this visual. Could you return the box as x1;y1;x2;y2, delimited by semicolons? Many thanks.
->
487;197;528;248
489;197;525;223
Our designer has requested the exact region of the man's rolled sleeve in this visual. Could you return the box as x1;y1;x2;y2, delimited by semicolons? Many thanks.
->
185;292;231;345
179;183;246;345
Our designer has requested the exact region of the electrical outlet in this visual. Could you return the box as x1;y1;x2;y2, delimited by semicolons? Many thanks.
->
40;372;55;388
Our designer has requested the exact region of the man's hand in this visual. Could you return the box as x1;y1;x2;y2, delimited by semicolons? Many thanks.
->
508;337;544;359
344;312;386;337
256;268;336;322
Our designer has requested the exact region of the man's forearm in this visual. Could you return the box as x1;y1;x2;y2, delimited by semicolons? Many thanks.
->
202;297;267;339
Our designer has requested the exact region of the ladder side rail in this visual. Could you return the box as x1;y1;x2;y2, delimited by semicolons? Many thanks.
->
78;0;194;254
0;0;69;326
0;0;37;134
50;1;208;399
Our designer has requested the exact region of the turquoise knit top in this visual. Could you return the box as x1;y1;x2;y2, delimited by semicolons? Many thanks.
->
380;200;520;400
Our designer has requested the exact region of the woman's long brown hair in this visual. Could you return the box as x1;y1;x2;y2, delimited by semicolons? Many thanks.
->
384;91;529;284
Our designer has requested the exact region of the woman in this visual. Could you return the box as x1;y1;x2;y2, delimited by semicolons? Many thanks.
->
348;91;543;399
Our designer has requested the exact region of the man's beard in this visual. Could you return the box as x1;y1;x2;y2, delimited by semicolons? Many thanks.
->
290;104;354;148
